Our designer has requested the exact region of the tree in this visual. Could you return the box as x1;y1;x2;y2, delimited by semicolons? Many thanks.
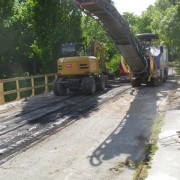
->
81;16;119;74
0;0;15;78
0;0;83;78
32;0;82;73
123;12;140;34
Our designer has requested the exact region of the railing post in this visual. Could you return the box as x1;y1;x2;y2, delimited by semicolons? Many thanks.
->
45;75;48;93
0;81;5;105
31;78;35;96
16;79;21;101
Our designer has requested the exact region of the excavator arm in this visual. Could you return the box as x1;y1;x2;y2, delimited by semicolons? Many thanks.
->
90;40;106;72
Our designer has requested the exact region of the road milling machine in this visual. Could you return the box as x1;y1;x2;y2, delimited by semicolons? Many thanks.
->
53;40;112;96
74;0;169;87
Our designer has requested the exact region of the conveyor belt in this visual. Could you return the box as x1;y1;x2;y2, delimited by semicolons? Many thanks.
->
75;0;148;74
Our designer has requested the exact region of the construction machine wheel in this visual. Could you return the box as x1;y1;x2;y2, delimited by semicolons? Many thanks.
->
53;79;60;96
57;79;67;96
163;68;168;82
153;71;163;86
131;78;141;87
152;76;162;86
86;77;96;94
108;73;115;80
81;77;88;94
81;77;96;95
97;75;106;91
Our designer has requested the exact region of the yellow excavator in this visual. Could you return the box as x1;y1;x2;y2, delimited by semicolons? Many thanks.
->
53;40;112;95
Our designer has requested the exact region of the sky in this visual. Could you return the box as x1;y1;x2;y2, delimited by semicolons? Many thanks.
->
113;0;156;15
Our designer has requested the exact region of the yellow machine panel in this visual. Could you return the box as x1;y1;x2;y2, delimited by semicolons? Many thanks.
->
57;56;100;76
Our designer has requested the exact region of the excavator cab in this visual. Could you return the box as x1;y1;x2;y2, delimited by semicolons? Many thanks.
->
60;43;86;58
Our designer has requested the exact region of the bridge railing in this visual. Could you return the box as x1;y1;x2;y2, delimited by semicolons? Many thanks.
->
0;73;57;105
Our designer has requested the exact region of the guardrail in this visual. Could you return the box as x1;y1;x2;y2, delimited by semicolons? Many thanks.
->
0;73;57;105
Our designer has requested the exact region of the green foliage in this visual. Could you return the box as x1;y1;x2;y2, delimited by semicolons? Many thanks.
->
123;12;140;34
0;0;82;78
32;0;82;73
0;0;14;20
106;54;121;76
0;0;35;78
0;0;180;79
81;16;120;74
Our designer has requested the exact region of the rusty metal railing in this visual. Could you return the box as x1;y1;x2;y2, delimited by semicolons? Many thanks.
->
0;73;57;105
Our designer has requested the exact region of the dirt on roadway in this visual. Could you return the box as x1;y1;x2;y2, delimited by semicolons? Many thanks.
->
0;76;179;180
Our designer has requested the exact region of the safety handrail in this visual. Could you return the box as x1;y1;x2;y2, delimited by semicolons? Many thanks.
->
0;73;57;105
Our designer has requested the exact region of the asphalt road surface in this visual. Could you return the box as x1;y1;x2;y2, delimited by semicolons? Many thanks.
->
0;77;179;180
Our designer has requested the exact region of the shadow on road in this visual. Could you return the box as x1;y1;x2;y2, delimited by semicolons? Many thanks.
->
15;78;179;167
0;78;179;166
19;80;127;125
88;79;178;167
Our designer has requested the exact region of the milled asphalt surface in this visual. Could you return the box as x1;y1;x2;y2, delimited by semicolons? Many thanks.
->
147;110;180;180
0;75;179;180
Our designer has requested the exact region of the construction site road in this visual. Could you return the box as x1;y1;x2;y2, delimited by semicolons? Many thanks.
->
0;76;179;180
